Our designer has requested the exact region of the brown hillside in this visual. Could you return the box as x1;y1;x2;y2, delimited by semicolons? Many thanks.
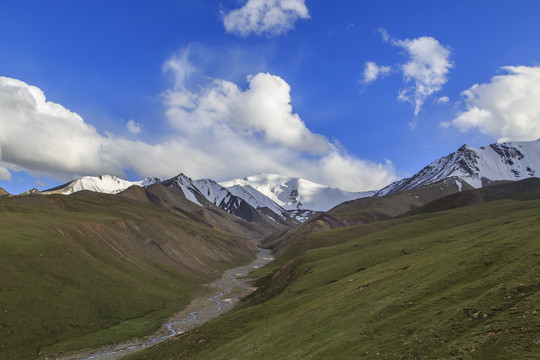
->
329;177;473;225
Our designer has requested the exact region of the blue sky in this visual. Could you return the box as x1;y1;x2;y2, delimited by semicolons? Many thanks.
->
1;0;540;194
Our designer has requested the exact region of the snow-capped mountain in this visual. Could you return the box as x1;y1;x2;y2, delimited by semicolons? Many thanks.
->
44;175;161;195
378;139;540;196
37;172;353;224
160;174;289;224
220;173;373;211
226;184;288;220
160;173;206;206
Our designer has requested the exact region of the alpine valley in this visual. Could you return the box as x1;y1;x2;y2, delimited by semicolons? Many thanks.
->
1;138;540;359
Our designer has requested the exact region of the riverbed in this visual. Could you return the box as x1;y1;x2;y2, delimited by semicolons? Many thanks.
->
59;247;274;360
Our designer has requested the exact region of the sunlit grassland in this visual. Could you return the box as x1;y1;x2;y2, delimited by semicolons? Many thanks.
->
126;199;540;359
0;194;254;359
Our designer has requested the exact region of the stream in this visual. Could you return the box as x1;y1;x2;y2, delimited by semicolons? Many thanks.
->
60;247;274;360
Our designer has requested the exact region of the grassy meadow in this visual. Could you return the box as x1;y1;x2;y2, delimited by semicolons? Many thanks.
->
125;199;540;359
0;193;255;359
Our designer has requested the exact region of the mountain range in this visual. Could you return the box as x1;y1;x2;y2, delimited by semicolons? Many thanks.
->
7;138;540;228
33;173;366;226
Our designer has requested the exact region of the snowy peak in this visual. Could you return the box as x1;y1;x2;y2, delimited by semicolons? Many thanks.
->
378;139;540;196
44;175;161;195
162;173;245;211
192;178;231;206
221;174;304;209
161;173;206;206
161;174;282;224
220;173;373;211
226;184;288;219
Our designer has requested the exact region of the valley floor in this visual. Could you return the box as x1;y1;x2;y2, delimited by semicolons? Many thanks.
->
60;247;274;360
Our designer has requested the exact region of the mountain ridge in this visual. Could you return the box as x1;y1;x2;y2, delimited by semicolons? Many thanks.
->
378;139;540;196
38;172;354;225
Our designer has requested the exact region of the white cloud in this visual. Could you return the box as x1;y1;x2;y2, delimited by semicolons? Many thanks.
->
0;76;120;177
159;52;396;191
223;0;309;36
126;119;141;134
437;96;450;104
0;166;11;181
163;49;196;89
448;66;540;142
0;61;398;192
318;147;396;192
366;31;453;116
163;62;329;155
391;35;453;115
0;76;231;182
362;61;392;84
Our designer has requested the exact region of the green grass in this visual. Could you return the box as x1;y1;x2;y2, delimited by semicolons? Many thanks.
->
125;199;540;359
0;194;255;359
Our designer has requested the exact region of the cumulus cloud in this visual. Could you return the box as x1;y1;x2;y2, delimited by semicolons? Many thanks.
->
223;0;309;36
126;119;141;134
0;61;397;192
163;61;329;154
365;30;453;115
447;66;540;142
362;61;392;84
318;146;395;192
0;76;120;177
391;35;452;115
0;166;11;181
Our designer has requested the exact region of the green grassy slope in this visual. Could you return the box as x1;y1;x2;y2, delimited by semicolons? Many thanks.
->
0;186;8;196
126;199;540;359
0;193;256;359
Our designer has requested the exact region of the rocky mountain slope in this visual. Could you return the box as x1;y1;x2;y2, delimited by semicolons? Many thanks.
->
378;139;540;196
0;186;8;196
120;182;284;238
160;174;304;226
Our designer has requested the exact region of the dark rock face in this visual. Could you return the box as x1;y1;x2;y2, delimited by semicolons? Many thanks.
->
490;143;524;165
